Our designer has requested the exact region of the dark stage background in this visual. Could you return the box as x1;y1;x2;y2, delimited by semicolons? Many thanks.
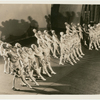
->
51;4;100;37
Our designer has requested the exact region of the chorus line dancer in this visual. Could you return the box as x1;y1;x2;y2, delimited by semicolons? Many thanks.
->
38;41;56;75
40;31;54;56
17;48;39;86
22;46;46;81
36;34;56;75
91;26;100;49
51;30;60;58
0;40;3;56
71;25;84;57
70;34;80;61
59;32;74;65
31;44;52;77
0;42;12;73
59;32;65;65
77;23;83;40
95;24;100;44
65;22;72;35
88;26;99;50
82;24;88;46
2;45;34;90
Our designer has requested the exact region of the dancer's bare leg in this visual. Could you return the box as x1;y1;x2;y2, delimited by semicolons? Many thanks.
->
70;53;77;64
12;75;20;90
47;62;56;74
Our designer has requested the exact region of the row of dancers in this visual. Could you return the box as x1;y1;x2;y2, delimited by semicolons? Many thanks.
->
0;39;56;90
87;23;100;50
67;22;100;51
64;22;100;51
0;22;87;90
59;22;85;65
33;22;85;66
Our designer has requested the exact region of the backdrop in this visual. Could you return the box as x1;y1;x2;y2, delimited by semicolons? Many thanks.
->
0;4;51;42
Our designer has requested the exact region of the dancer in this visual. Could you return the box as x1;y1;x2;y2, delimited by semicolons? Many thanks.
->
51;30;60;58
31;44;52;77
17;48;39;86
22;46;46;81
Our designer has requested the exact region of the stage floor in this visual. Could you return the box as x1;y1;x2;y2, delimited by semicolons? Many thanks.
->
0;46;100;94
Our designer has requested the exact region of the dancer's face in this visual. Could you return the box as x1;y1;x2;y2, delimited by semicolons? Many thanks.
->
15;43;21;48
31;44;37;51
28;49;32;55
33;29;36;33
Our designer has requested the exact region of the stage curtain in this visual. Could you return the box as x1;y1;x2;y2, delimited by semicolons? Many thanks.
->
81;5;100;25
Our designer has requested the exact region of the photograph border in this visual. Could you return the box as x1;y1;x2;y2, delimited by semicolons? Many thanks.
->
0;0;100;99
